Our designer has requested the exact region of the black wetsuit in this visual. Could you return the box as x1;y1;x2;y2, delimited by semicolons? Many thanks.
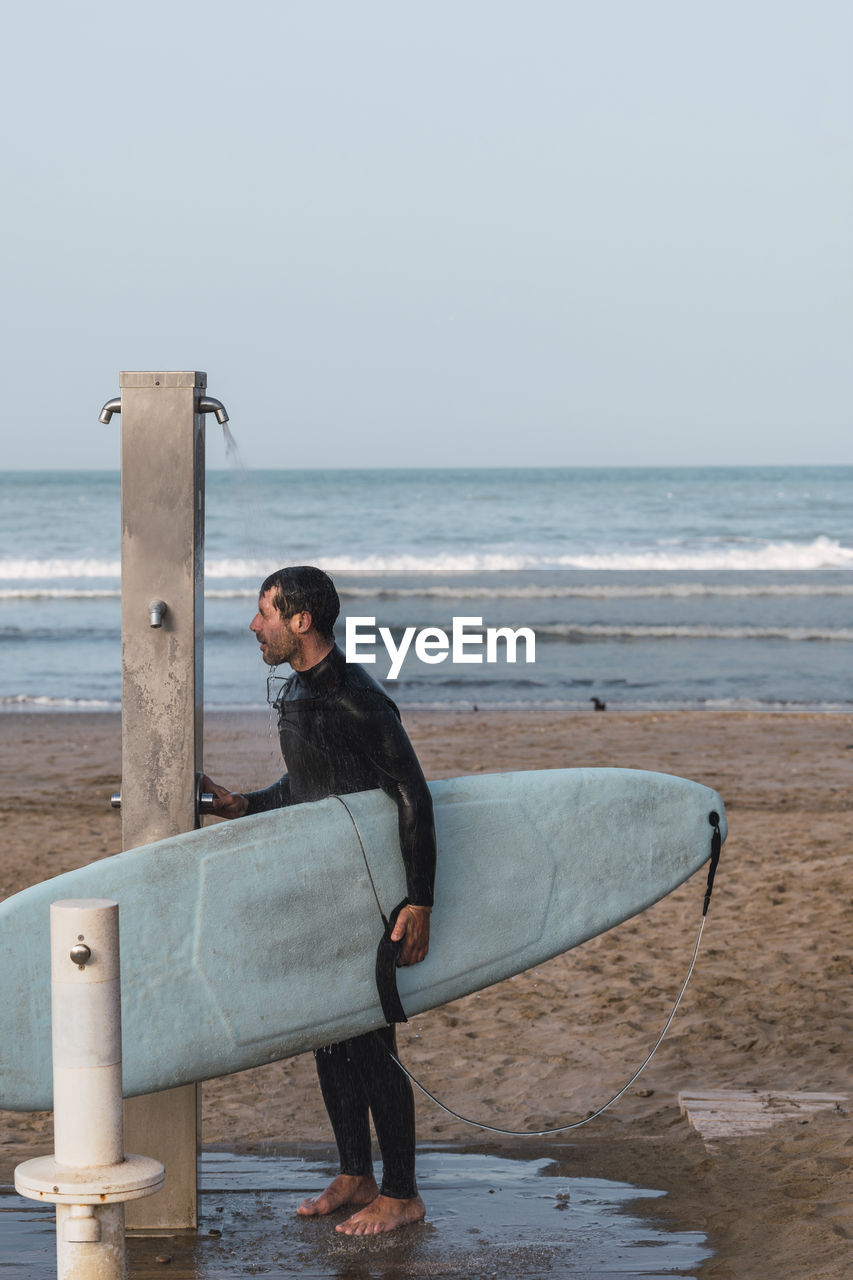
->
244;644;436;1199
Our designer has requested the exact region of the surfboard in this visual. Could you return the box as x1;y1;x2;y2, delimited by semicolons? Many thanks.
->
0;768;725;1112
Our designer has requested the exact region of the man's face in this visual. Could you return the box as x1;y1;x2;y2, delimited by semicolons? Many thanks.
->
249;589;305;668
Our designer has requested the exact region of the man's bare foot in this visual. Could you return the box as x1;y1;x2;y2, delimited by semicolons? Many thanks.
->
335;1193;426;1235
297;1173;379;1217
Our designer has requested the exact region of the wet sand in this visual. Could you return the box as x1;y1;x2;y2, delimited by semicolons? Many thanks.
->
2;708;852;1277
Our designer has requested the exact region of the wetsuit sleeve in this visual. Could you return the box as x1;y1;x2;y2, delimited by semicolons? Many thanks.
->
243;775;292;815
339;692;436;908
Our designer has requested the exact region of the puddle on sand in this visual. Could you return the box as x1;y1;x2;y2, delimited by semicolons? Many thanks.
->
1;1147;710;1278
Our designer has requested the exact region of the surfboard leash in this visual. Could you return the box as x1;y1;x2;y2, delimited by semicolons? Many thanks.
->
333;794;387;921
333;794;411;1024
380;810;724;1137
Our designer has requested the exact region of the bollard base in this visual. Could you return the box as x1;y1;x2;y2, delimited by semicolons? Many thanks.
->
58;1202;126;1280
15;1154;164;1205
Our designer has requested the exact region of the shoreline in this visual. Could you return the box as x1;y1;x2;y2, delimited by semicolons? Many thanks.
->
3;699;853;716
2;708;852;1277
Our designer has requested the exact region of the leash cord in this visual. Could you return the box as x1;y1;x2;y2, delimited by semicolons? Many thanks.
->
334;794;387;922
382;813;722;1137
383;912;707;1136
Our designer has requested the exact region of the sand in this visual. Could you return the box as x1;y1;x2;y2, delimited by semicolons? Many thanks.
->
1;708;852;1277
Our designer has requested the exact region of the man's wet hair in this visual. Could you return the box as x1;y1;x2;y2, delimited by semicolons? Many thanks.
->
260;566;340;641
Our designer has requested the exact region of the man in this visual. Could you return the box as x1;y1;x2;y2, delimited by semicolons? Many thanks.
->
203;566;435;1236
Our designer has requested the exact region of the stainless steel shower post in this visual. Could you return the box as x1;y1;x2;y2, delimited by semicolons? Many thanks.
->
111;371;210;1232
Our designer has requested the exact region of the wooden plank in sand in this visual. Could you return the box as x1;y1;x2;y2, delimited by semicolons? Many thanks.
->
678;1088;847;1146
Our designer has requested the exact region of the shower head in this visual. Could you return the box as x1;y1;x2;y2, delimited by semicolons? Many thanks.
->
99;397;122;424
197;396;229;425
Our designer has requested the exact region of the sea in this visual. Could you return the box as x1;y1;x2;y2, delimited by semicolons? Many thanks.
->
1;466;851;714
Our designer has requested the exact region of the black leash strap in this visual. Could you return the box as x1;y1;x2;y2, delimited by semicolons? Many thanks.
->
704;810;722;917
375;898;409;1025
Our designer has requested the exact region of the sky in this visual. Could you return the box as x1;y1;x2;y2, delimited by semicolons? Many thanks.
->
1;1;850;470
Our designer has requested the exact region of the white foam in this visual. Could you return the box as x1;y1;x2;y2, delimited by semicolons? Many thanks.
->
0;588;120;600
393;697;853;714
538;623;853;642
2;536;851;584
203;538;853;575
336;581;853;600
0;694;120;711
0;558;121;580
2;693;849;715
547;537;853;572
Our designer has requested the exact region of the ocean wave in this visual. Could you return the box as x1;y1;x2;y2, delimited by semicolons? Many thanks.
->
2;579;853;603
0;694;121;711
2;536;852;584
1;687;850;715
333;582;853;601
393;697;853;713
283;537;853;572
549;537;853;572
537;623;853;643
4;693;849;715
0;559;121;580
0;588;121;601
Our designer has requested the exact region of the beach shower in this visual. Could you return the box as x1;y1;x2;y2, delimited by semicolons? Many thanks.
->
99;371;229;1231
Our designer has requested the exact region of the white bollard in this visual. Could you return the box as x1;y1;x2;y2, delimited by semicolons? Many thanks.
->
15;900;163;1280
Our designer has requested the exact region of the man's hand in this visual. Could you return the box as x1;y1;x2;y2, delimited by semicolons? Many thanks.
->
391;904;431;967
201;774;249;820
